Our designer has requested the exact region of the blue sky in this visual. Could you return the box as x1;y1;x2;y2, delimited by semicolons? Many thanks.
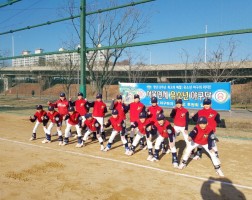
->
0;0;251;64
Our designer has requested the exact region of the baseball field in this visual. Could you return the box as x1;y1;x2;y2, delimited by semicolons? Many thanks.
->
0;96;251;200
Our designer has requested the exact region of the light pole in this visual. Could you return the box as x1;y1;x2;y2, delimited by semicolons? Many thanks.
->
204;25;207;63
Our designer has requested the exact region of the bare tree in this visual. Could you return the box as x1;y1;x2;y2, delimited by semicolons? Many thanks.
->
121;49;150;83
62;0;151;94
203;38;248;82
180;49;203;83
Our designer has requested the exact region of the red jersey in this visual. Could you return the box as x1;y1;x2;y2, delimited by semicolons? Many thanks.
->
84;118;100;132
134;118;153;135
190;125;214;145
47;110;62;123
154;120;174;138
129;102;145;122
92;101;107;117
33;110;47;122
113;101;126;120
66;111;81;125
170;107;189;129
147;105;163;123
197;108;219;132
50;98;69;116
74;98;88;116
106;116;124;132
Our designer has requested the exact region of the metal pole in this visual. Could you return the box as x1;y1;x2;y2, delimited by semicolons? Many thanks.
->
204;25;207;63
80;0;86;97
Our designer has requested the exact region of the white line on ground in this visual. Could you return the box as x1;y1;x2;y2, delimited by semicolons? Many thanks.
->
0;137;251;190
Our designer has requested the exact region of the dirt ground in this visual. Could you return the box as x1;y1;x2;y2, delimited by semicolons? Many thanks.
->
0;113;251;200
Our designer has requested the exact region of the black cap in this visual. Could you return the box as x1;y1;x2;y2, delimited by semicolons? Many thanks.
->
157;113;165;120
112;109;118;115
68;106;75;112
151;96;157;103
77;92;83;96
60;92;65;97
85;113;92;119
197;116;208;124
134;94;140;99
116;94;122;99
203;98;211;105
36;105;43;110
48;105;54;111
175;98;183;104
139;111;147;119
96;93;102;99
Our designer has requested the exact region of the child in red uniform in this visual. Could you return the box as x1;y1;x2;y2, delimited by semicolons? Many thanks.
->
109;94;128;141
178;116;224;177
191;98;221;159
151;113;179;168
69;92;89;120
170;98;189;143
88;93;107;140
147;96;164;152
48;92;69;119
42;105;63;145
125;94;145;144
103;109;129;154
62;106;82;146
127;111;155;161
29;105;47;141
82;113;105;151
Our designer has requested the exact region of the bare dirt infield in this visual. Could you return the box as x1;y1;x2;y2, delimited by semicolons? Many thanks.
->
0;113;251;200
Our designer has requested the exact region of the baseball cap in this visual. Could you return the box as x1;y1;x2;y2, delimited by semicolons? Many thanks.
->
134;94;140;99
48;105;54;111
85;113;92;119
112;109;118;115
139;111;147;119
36;105;43;110
116;94;122;99
68;106;75;112
77;92;83;96
203;98;211;105
96;93;102;99
60;92;65;97
197;116;208;124
151;96;157;103
175;98;183;104
157;113;165;120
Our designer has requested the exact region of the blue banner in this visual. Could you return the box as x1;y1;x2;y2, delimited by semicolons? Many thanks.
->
119;82;231;110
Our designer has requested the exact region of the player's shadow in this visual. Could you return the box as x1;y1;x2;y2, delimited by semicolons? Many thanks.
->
201;177;246;200
175;139;187;161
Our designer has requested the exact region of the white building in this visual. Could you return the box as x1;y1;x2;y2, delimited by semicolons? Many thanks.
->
12;49;45;67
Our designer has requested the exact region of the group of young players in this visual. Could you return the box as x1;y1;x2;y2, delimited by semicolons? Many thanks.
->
29;92;224;177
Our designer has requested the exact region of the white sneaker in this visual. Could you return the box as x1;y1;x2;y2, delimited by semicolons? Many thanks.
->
193;155;201;160
216;168;224;177
125;149;130;155
58;141;63;146
42;139;51;144
29;137;36;141
127;150;134;156
100;145;105;151
178;163;186;170
151;157;159;162
62;142;68;146
173;162;179;168
147;155;153;161
75;142;83;148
